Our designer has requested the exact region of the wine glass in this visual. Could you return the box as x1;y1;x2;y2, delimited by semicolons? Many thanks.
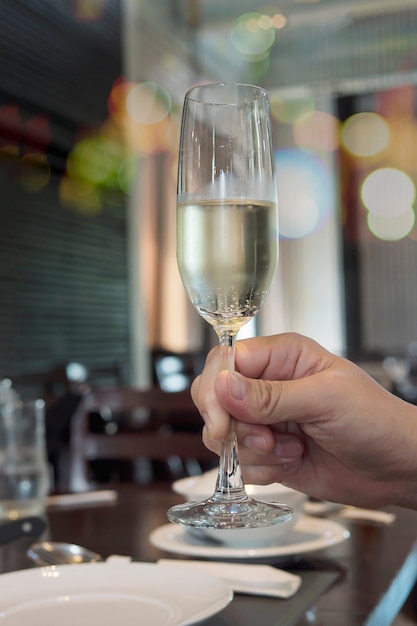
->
167;83;293;529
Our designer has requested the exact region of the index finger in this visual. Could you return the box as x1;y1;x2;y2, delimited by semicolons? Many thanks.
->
234;333;337;381
191;347;231;439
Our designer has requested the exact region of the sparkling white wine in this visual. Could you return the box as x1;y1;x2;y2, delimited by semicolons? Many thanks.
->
177;199;278;334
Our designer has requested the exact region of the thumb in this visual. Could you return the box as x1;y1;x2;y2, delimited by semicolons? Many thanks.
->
215;369;325;427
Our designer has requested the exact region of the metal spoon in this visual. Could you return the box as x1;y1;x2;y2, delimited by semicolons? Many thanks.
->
27;541;103;566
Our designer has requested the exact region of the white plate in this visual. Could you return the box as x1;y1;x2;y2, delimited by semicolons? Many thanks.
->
172;469;301;501
0;561;233;626
150;516;350;560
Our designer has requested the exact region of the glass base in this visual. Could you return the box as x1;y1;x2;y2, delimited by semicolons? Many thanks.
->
167;496;293;529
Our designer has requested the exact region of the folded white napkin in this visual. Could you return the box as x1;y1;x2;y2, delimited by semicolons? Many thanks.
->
335;506;396;525
47;490;118;508
158;559;302;598
304;500;396;525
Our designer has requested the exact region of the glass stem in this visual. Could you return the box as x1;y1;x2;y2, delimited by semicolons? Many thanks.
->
212;331;247;502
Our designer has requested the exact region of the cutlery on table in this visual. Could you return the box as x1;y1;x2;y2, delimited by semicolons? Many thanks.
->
0;516;47;546
27;541;103;566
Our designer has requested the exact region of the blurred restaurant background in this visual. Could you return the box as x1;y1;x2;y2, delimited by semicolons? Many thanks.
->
1;0;417;399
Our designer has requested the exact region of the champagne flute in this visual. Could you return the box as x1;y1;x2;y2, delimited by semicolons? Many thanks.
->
167;83;293;529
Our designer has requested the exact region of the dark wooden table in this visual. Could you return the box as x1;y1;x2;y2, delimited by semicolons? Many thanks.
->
1;485;417;625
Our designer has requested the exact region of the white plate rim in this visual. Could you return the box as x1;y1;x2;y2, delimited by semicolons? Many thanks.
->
0;561;233;626
172;469;297;499
150;515;350;559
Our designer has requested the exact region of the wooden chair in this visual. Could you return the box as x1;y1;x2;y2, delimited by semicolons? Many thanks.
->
7;361;124;401
68;385;216;492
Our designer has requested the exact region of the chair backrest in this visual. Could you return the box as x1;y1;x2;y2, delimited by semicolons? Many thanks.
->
7;361;124;400
68;385;216;492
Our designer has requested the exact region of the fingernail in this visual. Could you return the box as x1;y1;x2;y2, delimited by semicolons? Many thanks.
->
228;372;247;401
274;437;302;460
243;434;268;454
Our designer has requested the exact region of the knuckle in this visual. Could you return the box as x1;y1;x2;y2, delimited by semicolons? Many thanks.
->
202;426;221;454
253;380;281;419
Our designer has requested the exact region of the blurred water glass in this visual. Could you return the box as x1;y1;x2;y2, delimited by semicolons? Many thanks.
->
0;398;50;521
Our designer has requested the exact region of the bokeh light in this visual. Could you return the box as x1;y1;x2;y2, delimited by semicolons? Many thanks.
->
361;167;416;218
275;149;333;238
271;14;287;29
126;82;172;125
231;13;276;57
72;0;107;22
0;105;22;151
22;114;51;155
108;78;136;118
293;110;340;152
279;191;320;238
341;112;390;158
62;76;178;209
117;154;142;194
367;208;415;241
19;154;51;192
244;53;272;79
124;113;176;155
59;176;103;215
67;134;124;187
0;145;19;159
0;105;52;194
270;91;315;124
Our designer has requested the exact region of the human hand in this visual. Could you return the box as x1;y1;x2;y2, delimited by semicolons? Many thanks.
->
191;333;417;509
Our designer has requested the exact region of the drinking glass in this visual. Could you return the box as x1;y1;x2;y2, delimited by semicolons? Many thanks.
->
0;397;50;521
167;83;293;529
